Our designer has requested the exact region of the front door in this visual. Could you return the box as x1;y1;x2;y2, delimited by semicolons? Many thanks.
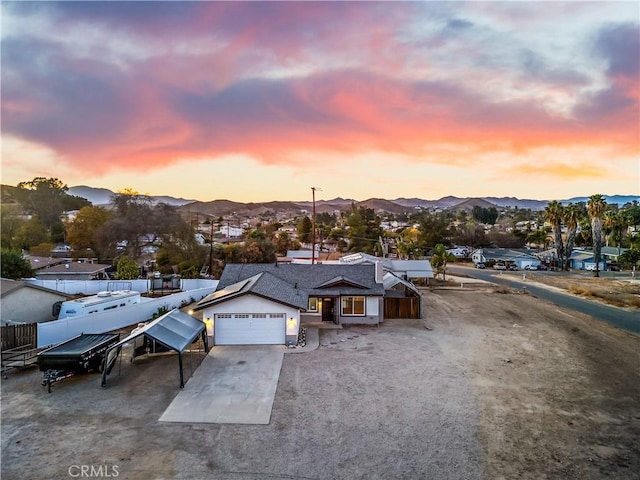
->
321;298;336;323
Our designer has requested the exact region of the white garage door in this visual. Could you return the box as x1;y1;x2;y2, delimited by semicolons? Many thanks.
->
214;313;286;345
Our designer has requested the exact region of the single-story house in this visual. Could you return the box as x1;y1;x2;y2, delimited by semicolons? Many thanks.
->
338;252;434;282
27;256;66;271
0;279;73;325
471;248;540;269
567;251;608;271
194;263;386;346
600;246;628;260
34;261;112;281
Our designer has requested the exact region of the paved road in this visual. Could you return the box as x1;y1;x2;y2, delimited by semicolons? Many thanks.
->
448;266;639;335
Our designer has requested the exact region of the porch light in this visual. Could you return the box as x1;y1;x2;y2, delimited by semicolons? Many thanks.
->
286;317;298;335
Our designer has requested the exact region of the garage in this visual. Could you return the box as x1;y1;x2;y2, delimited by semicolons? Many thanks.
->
214;313;286;345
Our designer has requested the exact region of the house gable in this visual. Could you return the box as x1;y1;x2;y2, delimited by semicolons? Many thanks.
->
315;276;368;290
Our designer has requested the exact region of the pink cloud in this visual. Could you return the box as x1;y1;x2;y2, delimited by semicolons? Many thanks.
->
2;2;638;178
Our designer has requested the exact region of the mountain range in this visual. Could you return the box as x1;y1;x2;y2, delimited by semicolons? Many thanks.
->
65;185;638;216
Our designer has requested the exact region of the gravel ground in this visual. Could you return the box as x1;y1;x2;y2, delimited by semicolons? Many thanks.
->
1;286;638;480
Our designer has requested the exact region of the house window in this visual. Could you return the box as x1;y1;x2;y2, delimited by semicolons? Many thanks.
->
308;297;318;312
341;296;365;316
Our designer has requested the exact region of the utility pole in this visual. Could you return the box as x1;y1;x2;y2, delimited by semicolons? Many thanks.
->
209;218;214;277
311;187;321;264
311;187;317;265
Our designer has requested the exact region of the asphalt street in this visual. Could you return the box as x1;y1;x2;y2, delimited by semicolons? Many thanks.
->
448;266;639;335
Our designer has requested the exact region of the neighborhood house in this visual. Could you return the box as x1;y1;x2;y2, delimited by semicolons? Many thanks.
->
194;263;393;346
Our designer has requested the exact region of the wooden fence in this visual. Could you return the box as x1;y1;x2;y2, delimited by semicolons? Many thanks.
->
1;323;38;351
384;297;422;319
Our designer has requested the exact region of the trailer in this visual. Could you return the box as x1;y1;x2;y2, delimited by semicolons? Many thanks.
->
2;344;39;379
37;333;120;392
57;290;141;319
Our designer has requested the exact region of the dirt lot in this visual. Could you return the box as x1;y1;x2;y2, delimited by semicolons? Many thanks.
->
1;287;639;480
522;272;640;309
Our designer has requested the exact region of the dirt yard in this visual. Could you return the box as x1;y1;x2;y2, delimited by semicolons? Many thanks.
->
1;287;638;480
523;272;640;309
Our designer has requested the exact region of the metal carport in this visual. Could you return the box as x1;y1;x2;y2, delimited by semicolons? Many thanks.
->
101;309;209;389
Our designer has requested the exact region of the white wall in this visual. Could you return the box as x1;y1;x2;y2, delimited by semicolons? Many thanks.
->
23;278;217;295
37;287;216;348
200;294;300;340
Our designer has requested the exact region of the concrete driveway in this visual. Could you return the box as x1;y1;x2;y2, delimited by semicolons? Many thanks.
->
159;345;284;424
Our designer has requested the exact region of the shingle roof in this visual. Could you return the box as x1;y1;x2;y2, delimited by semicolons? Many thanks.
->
217;263;385;298
195;272;309;311
35;262;111;275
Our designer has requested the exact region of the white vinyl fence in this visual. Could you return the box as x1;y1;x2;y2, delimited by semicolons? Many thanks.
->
24;278;217;295
37;287;216;348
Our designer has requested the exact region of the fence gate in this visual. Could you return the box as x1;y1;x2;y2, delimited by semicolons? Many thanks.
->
1;323;38;351
384;297;421;319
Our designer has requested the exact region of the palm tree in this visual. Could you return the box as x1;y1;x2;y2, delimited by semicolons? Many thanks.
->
587;194;607;277
563;203;581;271
544;200;565;270
603;210;625;254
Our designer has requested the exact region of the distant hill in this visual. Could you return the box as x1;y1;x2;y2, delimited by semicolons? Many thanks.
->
484;197;547;210
451;198;498;211
561;195;638;206
67;186;195;206
355;198;414;214
24;184;636;215
67;186;114;205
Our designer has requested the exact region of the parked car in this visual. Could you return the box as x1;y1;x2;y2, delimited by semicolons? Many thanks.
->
508;264;518;271
493;263;507;270
525;264;546;271
474;262;486;269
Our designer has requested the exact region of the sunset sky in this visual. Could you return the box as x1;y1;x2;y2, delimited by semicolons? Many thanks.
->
1;1;638;203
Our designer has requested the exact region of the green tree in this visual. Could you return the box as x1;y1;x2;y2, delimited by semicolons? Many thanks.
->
0;205;26;250
527;229;548;249
29;242;55;257
471;206;499;225
14;217;49;250
346;206;382;254
618;248;640;267
297;216;313;244
575;217;592;247
431;244;455;281
14;177;83;230
452;222;487;250
603;210;625;253
114;256;140;280
544;200;565;270
414;211;452;250
587;194;607;277
274;231;300;256
1;249;34;279
66;206;113;253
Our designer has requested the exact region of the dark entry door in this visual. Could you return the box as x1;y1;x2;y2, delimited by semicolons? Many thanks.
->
322;298;335;323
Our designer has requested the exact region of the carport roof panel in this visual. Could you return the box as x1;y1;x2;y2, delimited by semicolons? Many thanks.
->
145;310;205;351
110;309;205;353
